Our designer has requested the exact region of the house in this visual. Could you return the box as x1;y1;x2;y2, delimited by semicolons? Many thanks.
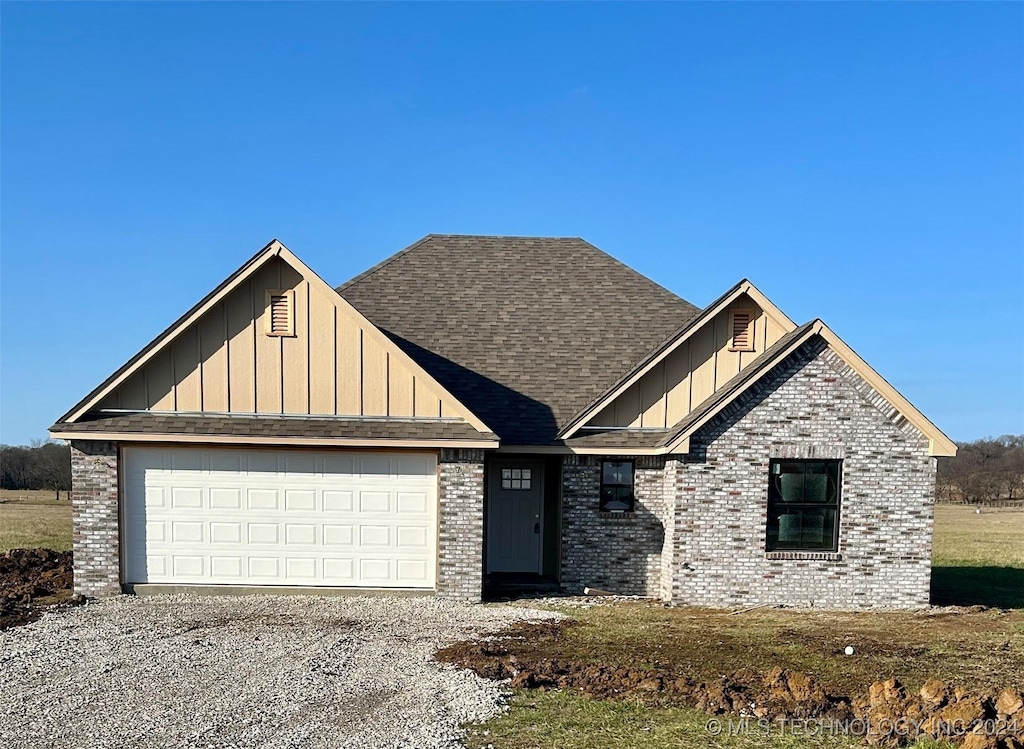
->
50;235;957;609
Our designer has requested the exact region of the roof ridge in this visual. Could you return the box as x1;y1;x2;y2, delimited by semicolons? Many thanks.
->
335;235;435;293
425;233;583;240
571;238;699;312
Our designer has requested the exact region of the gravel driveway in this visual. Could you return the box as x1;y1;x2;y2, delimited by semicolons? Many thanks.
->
0;594;557;749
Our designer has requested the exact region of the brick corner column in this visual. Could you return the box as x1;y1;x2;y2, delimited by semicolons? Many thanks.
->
69;440;120;597
436;448;485;601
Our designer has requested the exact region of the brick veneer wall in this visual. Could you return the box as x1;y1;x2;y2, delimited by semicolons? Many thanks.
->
668;340;935;610
69;440;121;597
437;448;485;601
560;455;668;596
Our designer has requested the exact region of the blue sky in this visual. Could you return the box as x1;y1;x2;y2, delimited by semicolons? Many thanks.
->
1;2;1021;445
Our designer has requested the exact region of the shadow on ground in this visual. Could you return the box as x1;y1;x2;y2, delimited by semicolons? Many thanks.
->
931;566;1024;608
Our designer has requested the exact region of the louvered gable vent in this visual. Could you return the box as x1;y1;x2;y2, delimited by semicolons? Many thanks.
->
266;290;295;336
729;309;754;352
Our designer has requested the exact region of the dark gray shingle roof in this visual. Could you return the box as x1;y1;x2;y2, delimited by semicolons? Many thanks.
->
337;235;700;444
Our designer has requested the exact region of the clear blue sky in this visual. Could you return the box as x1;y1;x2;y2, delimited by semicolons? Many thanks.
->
1;2;1022;446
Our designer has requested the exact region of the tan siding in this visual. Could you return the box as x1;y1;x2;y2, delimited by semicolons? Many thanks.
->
308;285;337;415
590;403;616;427
616;382;642;428
414;377;441;418
664;342;691;425
91;252;480;426
689;324;717;409
715;305;741;384
148;348;176;410
640;360;666;428
226;280;256;412
281;269;309;414
253;262;283;413
766;314;788;350
199;303;228;412
739;311;765;369
389;356;414;416
118;372;147;410
97;391;119;410
589;294;793;430
335;310;362;415
361;333;388;416
173;325;201;411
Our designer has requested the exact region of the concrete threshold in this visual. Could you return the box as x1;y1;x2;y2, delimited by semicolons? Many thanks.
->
123;584;434;598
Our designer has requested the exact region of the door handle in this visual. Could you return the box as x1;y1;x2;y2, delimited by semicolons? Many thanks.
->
534;522;540;534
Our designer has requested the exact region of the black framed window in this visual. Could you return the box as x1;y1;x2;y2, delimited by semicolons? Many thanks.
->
766;459;841;551
600;460;634;512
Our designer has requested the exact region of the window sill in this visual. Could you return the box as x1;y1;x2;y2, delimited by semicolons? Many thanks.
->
598;511;636;520
765;551;842;562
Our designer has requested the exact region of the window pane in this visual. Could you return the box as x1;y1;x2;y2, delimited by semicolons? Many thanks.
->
502;479;511;490
522;469;531;480
522;479;531;490
511;479;521;489
804;473;827;503
767;507;837;551
600;486;634;512
603;461;633;486
773;462;805;502
511;469;521;479
502;469;511;480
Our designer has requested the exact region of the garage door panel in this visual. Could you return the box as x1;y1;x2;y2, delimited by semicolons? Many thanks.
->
248;523;280;544
210;488;241;509
285;524;317;545
323;558;354;580
358;491;390;512
323;491;353;512
247;489;279;510
123;447;437;589
323;524;354;546
173;556;204;577
171;521;204;543
285;490;316;511
397;526;429;548
211;556;243;577
210;522;242;544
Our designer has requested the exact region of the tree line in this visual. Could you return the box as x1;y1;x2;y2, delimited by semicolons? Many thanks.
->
936;435;1024;504
0;441;72;498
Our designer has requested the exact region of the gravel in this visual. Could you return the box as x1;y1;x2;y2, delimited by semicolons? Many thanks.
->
0;594;560;749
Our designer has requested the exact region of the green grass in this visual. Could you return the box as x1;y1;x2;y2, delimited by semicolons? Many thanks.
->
464;691;957;749
462;505;1024;749
0;490;73;552
931;505;1024;608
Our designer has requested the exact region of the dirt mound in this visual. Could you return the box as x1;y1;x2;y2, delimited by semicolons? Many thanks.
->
1;548;80;630
437;621;1024;748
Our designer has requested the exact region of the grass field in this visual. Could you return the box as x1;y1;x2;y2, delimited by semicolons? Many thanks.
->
931;505;1024;608
467;506;1024;749
0;489;73;552
0;493;1020;748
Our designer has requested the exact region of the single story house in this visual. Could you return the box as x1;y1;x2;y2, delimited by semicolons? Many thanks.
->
50;235;956;609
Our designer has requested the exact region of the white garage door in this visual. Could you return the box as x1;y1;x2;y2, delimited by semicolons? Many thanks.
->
123;447;438;589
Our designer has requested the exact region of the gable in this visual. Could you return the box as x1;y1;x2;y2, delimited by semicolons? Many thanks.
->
658;322;957;457
579;290;794;431
56;242;491;434
336;234;702;444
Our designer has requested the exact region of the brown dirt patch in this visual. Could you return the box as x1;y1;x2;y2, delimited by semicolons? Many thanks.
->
0;548;81;630
437;619;1024;748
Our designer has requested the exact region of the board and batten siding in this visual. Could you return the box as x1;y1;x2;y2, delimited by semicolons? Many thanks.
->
588;295;790;429
97;257;455;419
